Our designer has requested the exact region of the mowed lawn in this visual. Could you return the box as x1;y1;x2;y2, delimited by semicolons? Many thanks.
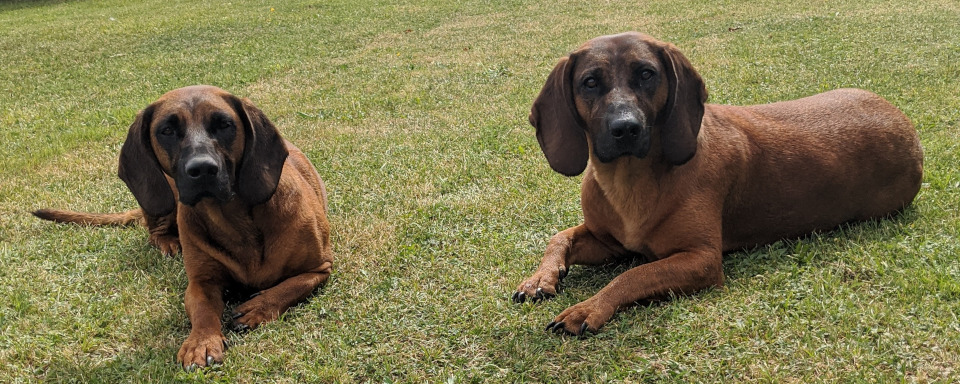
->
1;0;958;382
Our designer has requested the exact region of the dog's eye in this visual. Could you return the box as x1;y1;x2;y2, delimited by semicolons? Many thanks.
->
639;69;655;80
583;77;598;89
158;126;175;136
210;114;235;132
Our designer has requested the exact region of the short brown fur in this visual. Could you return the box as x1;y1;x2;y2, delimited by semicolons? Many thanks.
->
33;85;333;369
514;33;923;336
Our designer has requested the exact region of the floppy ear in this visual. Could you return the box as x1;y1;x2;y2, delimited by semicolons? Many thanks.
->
529;54;589;176
118;105;177;217
228;96;289;206
656;42;708;166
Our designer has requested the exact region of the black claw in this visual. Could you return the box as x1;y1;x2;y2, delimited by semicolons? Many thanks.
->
551;321;566;333
512;291;526;303
545;321;557;331
558;267;568;280
206;356;214;367
532;288;556;303
231;312;244;320
185;363;197;372
223;339;230;350
579;322;589;335
248;291;262;299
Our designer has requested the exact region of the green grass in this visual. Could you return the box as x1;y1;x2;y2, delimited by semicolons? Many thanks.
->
2;0;959;382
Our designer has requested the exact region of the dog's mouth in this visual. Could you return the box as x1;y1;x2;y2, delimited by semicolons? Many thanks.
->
177;177;235;206
179;190;235;206
594;146;649;163
592;128;651;163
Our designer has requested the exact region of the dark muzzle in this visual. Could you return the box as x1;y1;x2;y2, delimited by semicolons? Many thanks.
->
594;109;651;163
177;150;234;206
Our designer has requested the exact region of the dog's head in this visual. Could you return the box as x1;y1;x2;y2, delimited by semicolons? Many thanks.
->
530;32;708;176
118;85;288;216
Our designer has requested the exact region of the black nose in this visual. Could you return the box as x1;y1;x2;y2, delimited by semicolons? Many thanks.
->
609;116;641;139
184;156;219;178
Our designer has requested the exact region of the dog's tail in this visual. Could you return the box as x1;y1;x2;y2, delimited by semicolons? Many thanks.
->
32;208;145;226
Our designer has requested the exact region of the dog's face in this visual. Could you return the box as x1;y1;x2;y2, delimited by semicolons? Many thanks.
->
149;87;244;205
118;86;289;216
570;35;668;163
530;32;708;176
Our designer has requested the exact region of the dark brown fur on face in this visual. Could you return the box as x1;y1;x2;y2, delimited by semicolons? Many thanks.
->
513;32;923;336
33;85;334;370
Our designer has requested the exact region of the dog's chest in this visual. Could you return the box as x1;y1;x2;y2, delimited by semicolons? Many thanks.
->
581;171;651;252
185;205;280;285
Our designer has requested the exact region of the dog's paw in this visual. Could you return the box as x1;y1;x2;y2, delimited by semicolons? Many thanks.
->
544;298;615;336
149;234;181;257
177;332;227;371
512;266;567;303
229;292;281;331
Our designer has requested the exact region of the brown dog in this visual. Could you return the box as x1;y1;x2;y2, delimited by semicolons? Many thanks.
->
512;33;923;335
33;85;333;369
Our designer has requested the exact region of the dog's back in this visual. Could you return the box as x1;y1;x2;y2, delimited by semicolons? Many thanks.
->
715;88;923;249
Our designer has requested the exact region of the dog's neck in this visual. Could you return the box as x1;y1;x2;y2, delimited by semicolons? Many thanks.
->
584;151;678;235
588;154;665;195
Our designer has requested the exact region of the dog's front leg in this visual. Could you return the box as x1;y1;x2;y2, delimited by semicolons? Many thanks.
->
513;224;624;303
177;278;226;370
547;247;723;336
230;261;333;330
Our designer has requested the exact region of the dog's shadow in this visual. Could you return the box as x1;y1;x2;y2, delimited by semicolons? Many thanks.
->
0;0;69;12
560;207;921;305
724;207;920;282
39;307;190;381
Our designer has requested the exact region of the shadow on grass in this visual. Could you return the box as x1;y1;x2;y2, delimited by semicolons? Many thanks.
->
36;283;330;382
558;205;921;306
40;312;187;382
0;0;74;12
723;206;921;281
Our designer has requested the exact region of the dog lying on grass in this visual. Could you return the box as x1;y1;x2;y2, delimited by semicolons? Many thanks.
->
34;85;334;370
513;32;923;336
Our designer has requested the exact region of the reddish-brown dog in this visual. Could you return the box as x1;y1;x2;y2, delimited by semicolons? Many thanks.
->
512;33;923;335
34;85;333;369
